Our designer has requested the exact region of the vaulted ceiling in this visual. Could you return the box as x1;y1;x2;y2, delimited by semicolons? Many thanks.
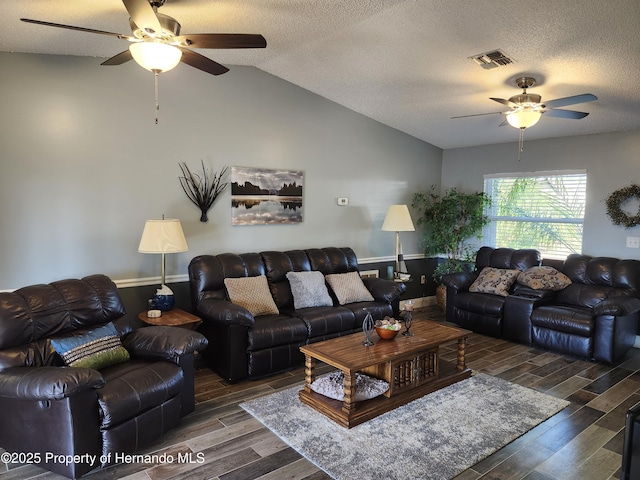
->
2;0;639;149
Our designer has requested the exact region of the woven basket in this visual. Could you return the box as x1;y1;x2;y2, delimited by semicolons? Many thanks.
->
436;284;446;312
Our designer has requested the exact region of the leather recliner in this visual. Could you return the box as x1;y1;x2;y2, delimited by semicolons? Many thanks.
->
530;254;640;362
0;274;208;479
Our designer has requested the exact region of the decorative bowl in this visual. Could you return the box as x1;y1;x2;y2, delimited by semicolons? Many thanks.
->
375;325;399;340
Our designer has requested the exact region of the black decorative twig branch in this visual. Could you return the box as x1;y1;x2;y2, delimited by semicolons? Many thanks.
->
179;161;229;222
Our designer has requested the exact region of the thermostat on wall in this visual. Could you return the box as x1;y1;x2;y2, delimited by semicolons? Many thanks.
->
337;197;349;206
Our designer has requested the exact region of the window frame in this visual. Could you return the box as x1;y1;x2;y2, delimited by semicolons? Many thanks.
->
483;169;587;259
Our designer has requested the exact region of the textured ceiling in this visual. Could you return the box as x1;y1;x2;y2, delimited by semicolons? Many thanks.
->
2;0;640;149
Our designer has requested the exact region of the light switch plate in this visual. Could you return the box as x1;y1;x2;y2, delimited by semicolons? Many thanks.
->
337;197;349;206
627;236;640;248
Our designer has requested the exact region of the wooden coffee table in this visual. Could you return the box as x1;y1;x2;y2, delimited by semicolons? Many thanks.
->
299;319;471;428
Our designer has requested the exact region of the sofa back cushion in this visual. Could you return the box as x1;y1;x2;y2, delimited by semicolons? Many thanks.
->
261;250;312;308
556;255;640;308
475;247;541;272
188;252;266;306
0;275;125;351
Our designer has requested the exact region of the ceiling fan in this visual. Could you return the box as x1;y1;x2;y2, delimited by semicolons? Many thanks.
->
21;0;267;121
21;0;266;75
453;77;597;158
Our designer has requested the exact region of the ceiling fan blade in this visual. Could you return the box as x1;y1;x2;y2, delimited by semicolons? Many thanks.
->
542;109;590;119
122;0;162;36
490;97;519;108
451;111;504;119
174;33;267;49
498;118;509;127
101;50;133;66
21;18;131;39
179;48;229;75
543;93;598;109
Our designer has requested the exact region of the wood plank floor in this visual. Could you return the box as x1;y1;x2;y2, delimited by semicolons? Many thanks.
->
2;305;639;480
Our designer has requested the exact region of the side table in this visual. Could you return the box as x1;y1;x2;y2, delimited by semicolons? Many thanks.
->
138;308;202;330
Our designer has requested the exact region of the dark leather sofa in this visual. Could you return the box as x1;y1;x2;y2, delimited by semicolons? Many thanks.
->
442;247;640;363
189;247;406;382
0;274;208;479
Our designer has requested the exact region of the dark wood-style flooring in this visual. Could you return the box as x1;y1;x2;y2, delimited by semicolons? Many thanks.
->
2;305;639;480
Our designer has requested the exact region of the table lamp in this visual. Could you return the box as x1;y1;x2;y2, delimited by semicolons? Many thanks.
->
138;218;188;311
381;205;415;280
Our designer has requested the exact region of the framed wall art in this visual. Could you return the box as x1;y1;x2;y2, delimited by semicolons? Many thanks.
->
231;167;303;225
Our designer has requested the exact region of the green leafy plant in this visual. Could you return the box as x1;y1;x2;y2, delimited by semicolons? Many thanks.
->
412;186;491;282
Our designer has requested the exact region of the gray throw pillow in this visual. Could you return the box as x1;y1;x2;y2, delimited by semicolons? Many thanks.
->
286;271;334;309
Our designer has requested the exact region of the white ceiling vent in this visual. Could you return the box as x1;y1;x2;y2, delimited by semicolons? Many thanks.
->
469;49;515;69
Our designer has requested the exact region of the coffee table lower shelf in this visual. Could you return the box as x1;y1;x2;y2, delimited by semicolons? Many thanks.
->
299;361;471;428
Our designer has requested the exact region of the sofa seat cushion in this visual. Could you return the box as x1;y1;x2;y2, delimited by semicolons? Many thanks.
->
97;359;183;429
290;306;356;338
247;315;309;351
453;292;505;316
531;305;594;337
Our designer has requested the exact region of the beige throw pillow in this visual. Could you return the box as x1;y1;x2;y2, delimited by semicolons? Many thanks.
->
224;275;279;316
325;271;374;305
469;267;520;297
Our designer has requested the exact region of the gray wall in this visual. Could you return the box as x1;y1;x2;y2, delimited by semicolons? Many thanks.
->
0;51;441;290
442;130;640;259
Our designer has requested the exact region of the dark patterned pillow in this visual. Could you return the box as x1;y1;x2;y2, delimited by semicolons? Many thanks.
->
469;267;520;297
286;271;333;309
517;266;572;291
50;322;130;370
325;271;374;305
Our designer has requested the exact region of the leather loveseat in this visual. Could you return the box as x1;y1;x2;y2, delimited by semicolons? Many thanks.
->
0;274;208;479
442;247;640;363
188;247;406;382
441;247;543;338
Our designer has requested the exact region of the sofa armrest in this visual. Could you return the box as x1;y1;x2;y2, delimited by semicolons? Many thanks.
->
594;297;640;317
196;298;255;327
0;366;104;400
362;277;406;303
123;326;208;363
441;271;476;293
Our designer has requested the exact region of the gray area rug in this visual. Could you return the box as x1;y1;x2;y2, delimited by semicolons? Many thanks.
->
241;373;569;480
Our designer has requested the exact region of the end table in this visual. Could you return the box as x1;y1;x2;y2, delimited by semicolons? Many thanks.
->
138;308;202;330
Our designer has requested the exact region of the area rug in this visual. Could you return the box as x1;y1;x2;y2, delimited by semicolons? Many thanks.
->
240;373;569;480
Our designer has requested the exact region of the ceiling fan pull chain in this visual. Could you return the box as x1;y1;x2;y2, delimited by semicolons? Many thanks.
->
517;127;525;161
154;71;160;124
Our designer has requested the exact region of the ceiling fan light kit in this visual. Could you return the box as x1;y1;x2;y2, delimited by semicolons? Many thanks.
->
129;41;182;72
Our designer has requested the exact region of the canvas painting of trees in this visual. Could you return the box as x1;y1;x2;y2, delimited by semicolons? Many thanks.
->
231;167;303;225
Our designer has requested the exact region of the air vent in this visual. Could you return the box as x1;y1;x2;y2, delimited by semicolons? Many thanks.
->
469;49;515;69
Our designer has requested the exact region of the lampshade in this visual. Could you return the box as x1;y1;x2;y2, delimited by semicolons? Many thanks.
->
381;205;415;232
129;41;182;73
138;219;188;254
506;109;542;129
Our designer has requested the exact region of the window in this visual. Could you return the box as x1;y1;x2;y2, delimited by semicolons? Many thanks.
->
483;170;587;259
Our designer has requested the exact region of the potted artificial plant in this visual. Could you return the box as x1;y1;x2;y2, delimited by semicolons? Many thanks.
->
412;186;491;310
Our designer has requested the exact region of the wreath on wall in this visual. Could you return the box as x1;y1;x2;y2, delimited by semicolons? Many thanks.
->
606;184;640;228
